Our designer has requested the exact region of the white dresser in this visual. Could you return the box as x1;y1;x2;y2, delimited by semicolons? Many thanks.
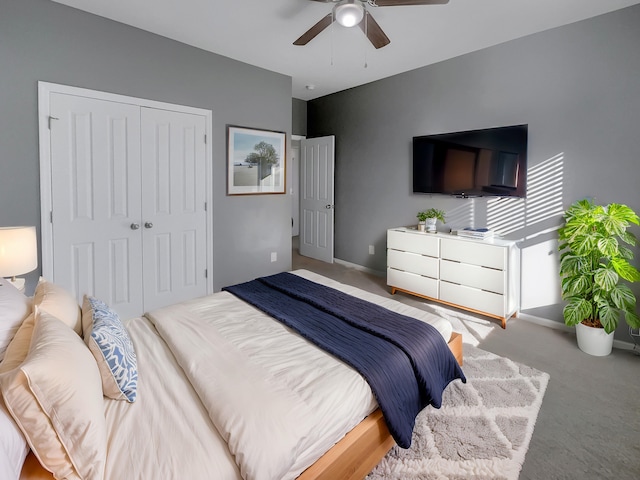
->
387;227;520;328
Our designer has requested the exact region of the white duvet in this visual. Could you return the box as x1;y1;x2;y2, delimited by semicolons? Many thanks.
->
102;270;452;480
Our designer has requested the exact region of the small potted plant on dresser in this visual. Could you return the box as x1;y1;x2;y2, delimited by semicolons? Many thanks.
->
417;208;446;233
558;199;640;356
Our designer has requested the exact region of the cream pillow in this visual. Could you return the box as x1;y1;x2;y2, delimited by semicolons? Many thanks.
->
0;278;32;361
0;313;35;375
33;278;82;335
0;307;106;480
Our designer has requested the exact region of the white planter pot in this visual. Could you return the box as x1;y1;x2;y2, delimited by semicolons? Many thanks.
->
426;218;437;233
575;322;614;356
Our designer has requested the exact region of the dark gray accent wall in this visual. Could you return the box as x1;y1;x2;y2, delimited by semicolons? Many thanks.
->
308;5;640;339
292;98;307;136
0;0;293;292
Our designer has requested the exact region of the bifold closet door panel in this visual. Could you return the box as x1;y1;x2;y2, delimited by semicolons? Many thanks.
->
140;107;207;312
49;92;144;318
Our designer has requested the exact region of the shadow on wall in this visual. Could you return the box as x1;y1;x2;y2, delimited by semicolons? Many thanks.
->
446;203;476;230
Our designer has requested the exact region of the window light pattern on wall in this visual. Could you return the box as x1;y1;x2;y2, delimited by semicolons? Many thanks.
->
445;202;475;231
487;153;565;235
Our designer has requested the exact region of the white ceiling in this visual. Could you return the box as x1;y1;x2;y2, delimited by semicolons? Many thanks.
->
53;0;640;101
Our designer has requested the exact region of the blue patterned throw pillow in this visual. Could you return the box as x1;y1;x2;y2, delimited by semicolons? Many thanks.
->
82;296;137;402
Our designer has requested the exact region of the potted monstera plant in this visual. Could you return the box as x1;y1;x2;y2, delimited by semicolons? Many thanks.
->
417;208;446;233
558;199;640;356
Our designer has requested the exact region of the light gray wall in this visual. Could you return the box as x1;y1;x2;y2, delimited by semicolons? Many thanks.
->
308;5;640;339
0;0;293;292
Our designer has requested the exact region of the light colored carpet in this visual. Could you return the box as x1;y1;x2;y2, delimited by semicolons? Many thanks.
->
367;344;550;480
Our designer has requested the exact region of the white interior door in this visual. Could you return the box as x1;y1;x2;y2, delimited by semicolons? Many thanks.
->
49;93;144;318
140;107;208;311
299;136;335;263
291;141;300;236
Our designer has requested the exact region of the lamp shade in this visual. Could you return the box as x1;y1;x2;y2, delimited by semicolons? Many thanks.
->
334;0;364;28
0;226;38;277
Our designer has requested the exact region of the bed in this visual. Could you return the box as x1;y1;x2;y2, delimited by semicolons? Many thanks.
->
0;269;464;480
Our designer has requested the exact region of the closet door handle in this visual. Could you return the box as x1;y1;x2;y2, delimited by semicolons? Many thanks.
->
144;222;154;229
130;223;140;230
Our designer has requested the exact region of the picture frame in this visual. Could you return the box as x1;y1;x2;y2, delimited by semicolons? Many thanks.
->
227;125;286;195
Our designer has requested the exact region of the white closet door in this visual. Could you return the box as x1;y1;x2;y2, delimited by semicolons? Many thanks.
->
49;93;143;317
140;107;207;312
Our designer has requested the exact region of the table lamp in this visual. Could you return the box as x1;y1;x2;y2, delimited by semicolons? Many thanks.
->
0;226;38;292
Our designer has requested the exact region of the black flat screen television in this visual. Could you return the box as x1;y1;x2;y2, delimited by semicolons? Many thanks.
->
413;124;528;198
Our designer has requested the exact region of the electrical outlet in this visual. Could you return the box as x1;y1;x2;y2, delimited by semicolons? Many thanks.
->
271;252;277;262
368;245;375;255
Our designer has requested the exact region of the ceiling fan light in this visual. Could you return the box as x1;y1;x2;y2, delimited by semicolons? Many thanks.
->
334;1;365;28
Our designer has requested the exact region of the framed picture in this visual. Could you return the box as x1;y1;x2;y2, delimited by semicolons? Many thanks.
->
227;125;286;195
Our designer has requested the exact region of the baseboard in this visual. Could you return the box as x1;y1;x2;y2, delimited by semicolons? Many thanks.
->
333;258;385;277
519;313;637;351
518;313;573;332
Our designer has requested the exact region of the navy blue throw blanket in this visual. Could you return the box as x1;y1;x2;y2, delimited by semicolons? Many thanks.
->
223;273;465;448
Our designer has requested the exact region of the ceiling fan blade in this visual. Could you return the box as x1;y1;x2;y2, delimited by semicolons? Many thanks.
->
293;13;335;46
373;0;449;6
359;12;390;49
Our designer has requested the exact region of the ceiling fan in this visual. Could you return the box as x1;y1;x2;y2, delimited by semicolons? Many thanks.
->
293;0;450;50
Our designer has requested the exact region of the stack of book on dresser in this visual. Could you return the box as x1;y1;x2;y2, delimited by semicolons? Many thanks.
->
455;228;494;239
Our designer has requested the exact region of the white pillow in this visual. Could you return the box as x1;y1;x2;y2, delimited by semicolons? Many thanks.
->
0;398;28;480
0;312;36;480
33;277;82;335
0;307;107;480
0;278;31;361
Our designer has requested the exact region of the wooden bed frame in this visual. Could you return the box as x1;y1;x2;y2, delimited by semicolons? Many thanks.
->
298;331;463;480
20;332;463;480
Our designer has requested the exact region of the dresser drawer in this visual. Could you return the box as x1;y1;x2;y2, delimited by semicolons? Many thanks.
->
441;238;506;270
387;268;438;299
387;230;439;257
440;281;505;317
440;259;505;294
388;249;439;277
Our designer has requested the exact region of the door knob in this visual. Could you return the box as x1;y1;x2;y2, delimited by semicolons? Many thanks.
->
144;222;153;229
130;223;140;230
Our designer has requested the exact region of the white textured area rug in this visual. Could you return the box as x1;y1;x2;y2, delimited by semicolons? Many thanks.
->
367;344;550;480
